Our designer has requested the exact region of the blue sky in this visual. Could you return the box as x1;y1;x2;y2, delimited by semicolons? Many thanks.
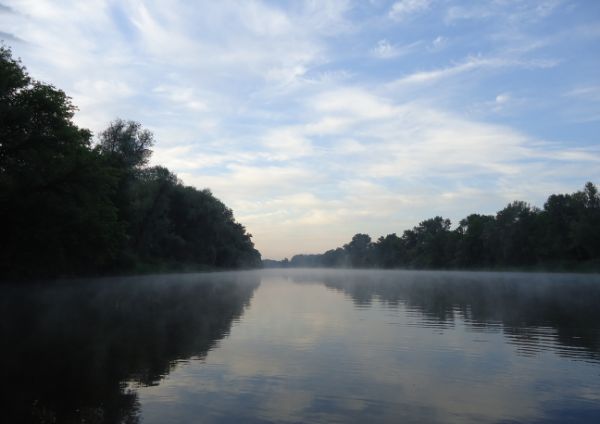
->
2;0;599;259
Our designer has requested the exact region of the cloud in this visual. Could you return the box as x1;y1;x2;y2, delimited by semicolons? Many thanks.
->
389;55;559;87
184;165;320;199
446;0;563;24
560;85;600;122
389;0;430;21
394;56;494;85
430;36;447;51
468;92;533;118
1;0;350;127
312;88;395;119
0;30;23;43
261;128;314;160
0;2;18;15
372;39;422;59
153;85;210;112
495;93;509;104
373;39;396;58
445;5;493;23
165;85;598;258
565;85;600;102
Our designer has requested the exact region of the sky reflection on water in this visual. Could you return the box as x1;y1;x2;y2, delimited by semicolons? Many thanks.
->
137;270;600;424
2;270;600;423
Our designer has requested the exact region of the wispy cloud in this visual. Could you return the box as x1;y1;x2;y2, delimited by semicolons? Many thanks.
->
565;85;600;102
430;35;447;51
389;0;431;21
389;55;559;87
0;30;24;43
0;3;15;14
372;39;422;59
166;86;598;257
446;0;564;24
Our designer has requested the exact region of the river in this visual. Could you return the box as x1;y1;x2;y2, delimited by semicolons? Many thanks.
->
2;269;600;423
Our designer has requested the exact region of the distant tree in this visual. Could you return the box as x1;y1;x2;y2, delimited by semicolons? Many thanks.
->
290;254;323;267
455;214;496;267
495;201;540;266
344;233;373;267
374;233;405;268
570;182;600;261
541;193;582;262
283;183;600;271
322;248;348;267
410;217;452;268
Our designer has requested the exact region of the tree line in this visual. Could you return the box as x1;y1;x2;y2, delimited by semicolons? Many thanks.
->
274;183;600;271
0;46;261;280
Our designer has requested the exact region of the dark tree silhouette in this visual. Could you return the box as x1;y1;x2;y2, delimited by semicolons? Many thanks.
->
98;119;154;171
0;46;122;278
0;46;260;280
277;183;600;271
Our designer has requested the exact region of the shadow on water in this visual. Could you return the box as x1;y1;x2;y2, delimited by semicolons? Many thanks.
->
285;269;600;361
0;272;260;424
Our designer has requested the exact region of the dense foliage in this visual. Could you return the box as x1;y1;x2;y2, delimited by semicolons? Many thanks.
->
281;183;600;271
0;46;260;279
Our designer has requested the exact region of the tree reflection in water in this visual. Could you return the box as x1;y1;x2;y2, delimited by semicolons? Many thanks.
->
0;272;260;424
288;270;600;361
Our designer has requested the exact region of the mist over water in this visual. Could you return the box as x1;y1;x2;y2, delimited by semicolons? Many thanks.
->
2;269;600;423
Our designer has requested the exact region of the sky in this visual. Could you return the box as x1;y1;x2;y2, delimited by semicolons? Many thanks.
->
1;0;600;259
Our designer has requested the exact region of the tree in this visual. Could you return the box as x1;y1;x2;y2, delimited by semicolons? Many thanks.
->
495;201;540;266
97;119;154;171
322;248;348;267
455;214;495;267
344;234;373;267
277;183;599;271
0;46;122;278
374;233;405;268
570;182;600;261
0;46;262;279
410;217;452;268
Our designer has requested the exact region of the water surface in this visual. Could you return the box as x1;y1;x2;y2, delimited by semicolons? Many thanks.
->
2;269;600;423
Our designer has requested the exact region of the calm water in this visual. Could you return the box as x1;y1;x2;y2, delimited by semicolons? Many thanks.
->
2;269;600;423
